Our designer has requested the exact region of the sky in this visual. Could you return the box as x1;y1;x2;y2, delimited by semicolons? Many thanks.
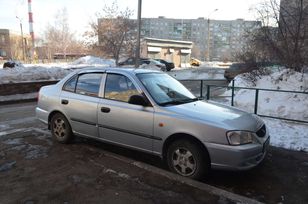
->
0;0;264;39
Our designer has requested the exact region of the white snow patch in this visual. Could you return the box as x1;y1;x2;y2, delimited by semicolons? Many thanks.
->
0;56;116;84
230;69;308;122
169;67;225;80
264;118;308;152
0;66;72;84
71;55;115;67
218;68;308;152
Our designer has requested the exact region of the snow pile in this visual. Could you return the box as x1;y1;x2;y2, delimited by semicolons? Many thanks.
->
139;63;162;71
231;69;308;122
200;61;232;69
0;56;117;84
264;118;308;152
0;66;73;84
169;67;225;80
220;68;308;152
71;55;115;67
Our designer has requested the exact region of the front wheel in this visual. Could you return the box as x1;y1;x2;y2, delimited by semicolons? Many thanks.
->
167;139;209;179
50;113;73;144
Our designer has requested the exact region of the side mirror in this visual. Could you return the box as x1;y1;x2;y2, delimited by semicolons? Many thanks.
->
128;94;149;106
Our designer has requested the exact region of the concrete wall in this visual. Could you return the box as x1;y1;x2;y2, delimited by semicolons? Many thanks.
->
0;80;59;96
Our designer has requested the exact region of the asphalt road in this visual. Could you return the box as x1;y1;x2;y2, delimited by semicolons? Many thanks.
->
0;102;308;204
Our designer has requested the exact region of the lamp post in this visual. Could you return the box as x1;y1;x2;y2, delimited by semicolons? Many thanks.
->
135;0;142;68
207;9;218;62
16;16;25;61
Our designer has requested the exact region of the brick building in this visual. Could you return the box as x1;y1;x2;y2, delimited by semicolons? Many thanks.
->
0;29;12;59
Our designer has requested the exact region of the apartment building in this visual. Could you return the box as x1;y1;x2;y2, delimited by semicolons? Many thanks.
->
140;17;261;61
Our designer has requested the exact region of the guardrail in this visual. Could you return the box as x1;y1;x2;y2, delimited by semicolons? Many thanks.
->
179;79;308;124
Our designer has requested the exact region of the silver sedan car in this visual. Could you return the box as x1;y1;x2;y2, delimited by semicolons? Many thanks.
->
36;68;270;179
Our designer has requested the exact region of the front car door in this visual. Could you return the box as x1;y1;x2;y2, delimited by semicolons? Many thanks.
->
98;72;155;153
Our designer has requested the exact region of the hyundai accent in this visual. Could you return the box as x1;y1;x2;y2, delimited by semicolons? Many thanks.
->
36;68;270;179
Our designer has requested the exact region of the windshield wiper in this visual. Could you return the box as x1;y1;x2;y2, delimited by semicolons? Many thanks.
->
159;98;199;106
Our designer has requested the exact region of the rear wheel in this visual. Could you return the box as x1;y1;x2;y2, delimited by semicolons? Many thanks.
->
50;113;73;144
167;139;209;179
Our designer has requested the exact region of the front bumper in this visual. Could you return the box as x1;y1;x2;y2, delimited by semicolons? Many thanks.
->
204;136;270;170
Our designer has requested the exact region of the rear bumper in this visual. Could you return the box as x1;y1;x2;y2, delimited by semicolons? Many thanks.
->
35;107;49;125
204;136;270;170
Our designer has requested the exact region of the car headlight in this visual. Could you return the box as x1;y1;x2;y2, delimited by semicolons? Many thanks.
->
226;131;256;145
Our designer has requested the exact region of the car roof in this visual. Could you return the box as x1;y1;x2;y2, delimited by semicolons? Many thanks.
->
75;67;161;75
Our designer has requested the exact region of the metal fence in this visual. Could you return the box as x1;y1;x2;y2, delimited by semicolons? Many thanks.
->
179;79;308;124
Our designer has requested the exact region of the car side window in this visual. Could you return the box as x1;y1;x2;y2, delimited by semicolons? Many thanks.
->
63;75;78;92
75;73;102;97
104;74;139;102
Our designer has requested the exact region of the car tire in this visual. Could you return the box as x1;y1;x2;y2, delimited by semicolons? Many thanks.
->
50;113;74;144
167;139;209;180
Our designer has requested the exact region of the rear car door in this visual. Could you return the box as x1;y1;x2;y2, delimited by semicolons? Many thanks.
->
98;73;155;153
60;72;103;138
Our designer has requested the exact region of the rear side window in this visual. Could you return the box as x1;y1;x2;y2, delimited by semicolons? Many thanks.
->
75;73;103;97
63;75;78;92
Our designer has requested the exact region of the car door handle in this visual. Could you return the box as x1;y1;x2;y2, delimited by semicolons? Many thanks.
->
61;99;69;105
101;107;110;113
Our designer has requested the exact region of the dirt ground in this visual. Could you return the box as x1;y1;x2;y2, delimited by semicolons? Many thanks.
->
0;130;234;204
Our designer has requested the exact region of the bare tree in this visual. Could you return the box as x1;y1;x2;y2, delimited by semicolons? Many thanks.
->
237;0;308;72
43;8;85;60
85;1;136;65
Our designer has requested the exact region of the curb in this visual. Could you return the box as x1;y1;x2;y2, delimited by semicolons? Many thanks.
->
0;98;37;105
104;151;264;204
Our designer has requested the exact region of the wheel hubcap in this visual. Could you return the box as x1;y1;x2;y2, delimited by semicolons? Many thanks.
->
172;148;196;176
53;118;66;138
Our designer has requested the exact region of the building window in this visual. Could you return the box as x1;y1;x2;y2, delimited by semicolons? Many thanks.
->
0;35;5;44
0;50;7;57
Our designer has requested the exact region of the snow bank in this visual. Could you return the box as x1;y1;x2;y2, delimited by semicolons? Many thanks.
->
71;55;115;67
0;56;116;84
264;118;308;152
169;67;225;80
139;63;162;71
231;68;308;121
216;68;308;152
200;61;232;69
0;66;72;84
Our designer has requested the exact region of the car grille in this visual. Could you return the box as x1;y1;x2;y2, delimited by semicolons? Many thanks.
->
256;125;266;138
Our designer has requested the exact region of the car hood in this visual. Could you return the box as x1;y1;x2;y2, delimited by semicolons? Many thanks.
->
163;100;263;131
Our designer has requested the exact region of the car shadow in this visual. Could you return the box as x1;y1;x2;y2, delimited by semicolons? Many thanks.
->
73;136;167;170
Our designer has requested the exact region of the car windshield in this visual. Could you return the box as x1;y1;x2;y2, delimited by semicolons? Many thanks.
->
137;73;197;106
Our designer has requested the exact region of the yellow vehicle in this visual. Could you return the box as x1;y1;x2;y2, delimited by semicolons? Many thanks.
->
190;58;202;66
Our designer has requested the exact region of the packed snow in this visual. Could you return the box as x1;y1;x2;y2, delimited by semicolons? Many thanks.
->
70;55;115;67
221;68;308;152
228;69;308;122
0;57;307;152
0;55;115;84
